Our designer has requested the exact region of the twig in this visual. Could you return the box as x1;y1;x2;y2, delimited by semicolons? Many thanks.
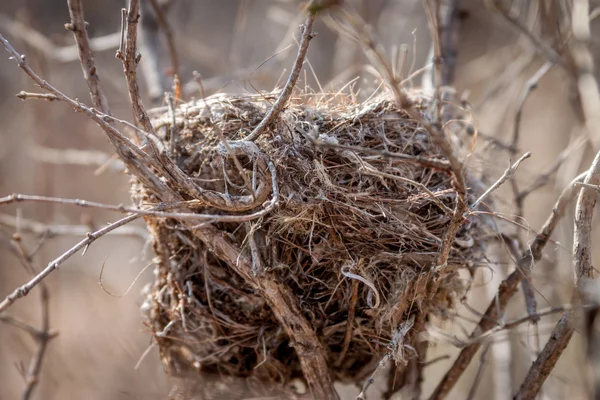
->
428;303;594;347
423;0;443;124
147;0;179;79
243;12;316;141
512;61;554;151
189;222;339;399
438;0;461;85
16;91;59;101
139;0;166;103
0;188;278;222
358;316;415;400
21;284;53;400
29;146;125;172
0;12;120;63
335;280;358;367
429;170;588;399
0;214;141;314
118;0;156;134
574;181;600;192
65;0;112;114
465;344;491;400
469;152;531;211
517;134;587;201
490;0;564;66
0;213;147;240
166;92;178;157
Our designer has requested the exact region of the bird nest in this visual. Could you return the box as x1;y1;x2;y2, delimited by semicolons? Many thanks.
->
138;91;484;398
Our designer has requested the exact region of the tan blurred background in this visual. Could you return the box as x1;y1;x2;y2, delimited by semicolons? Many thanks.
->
1;1;598;399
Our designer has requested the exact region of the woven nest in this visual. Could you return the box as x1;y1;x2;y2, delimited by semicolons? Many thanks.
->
138;91;484;398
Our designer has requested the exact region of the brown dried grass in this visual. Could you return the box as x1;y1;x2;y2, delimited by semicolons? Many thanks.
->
138;90;485;397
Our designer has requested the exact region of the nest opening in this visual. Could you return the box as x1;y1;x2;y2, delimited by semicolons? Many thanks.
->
139;91;483;394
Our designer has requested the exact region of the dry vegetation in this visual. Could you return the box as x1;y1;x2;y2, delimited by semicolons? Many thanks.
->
1;1;600;400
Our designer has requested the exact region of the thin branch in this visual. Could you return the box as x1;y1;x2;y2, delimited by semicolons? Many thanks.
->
0;12;120;63
66;0;112;114
0;214;141;314
490;0;564;66
438;0;461;85
512;61;554;151
16;91;59;101
21;284;53;400
0;213;147;240
423;0;443;124
428;303;594;347
0;187;279;222
118;0;156;134
517;134;587;201
29;146;125;172
465;344;490;400
243;12;316;142
139;0;166;103
469;152;531;211
0;33;176;200
147;0;179;79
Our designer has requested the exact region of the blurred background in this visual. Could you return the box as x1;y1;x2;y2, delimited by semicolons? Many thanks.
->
0;0;598;399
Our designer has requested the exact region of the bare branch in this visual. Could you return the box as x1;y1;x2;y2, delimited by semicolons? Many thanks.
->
512;61;554;151
0;213;147;240
469;152;531;211
438;0;461;85
0;12;119;63
490;0;564;66
29;147;125;172
118;0;157;134
243;12;316;142
66;0;112;114
139;0;166;103
147;0;179;80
